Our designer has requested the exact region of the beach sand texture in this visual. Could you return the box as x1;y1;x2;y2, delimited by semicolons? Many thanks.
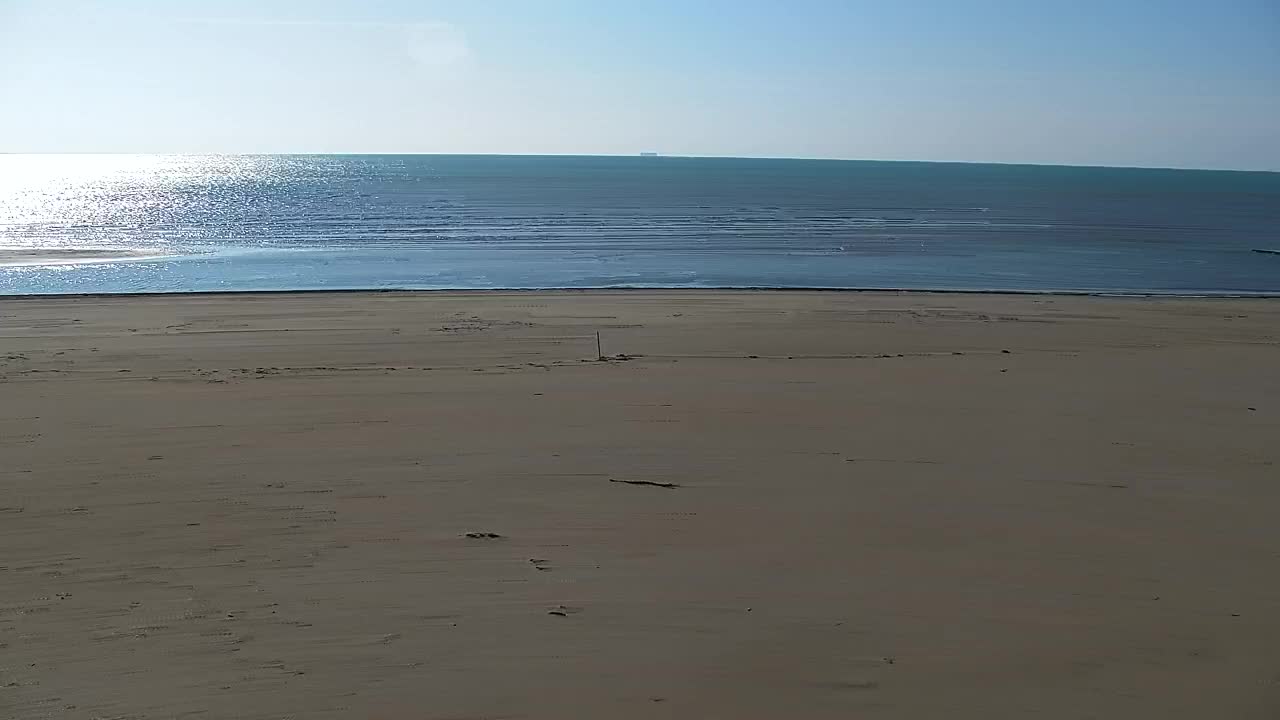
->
2;291;1278;719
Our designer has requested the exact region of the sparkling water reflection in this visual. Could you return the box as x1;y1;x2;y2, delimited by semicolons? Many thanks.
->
2;155;1277;294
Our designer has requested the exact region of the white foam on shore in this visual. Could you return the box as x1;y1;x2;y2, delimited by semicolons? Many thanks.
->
0;247;179;267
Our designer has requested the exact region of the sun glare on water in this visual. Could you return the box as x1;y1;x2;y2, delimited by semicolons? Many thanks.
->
0;154;284;265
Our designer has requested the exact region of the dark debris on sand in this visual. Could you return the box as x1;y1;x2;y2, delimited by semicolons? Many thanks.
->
609;478;680;489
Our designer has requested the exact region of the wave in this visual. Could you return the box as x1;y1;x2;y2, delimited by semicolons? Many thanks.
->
0;246;183;267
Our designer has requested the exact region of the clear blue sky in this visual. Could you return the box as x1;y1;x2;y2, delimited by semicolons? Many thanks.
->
2;0;1277;169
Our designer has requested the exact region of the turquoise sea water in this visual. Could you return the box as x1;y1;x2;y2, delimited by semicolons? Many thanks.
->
1;154;1277;295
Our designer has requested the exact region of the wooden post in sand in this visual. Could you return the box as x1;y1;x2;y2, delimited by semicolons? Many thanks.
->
596;331;604;360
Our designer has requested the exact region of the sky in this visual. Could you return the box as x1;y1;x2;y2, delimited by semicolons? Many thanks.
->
1;0;1277;169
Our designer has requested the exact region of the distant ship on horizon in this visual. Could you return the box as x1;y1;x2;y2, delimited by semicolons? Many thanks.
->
639;152;660;157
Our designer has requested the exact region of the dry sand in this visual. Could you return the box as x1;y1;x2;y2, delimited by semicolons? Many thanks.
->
2;290;1278;719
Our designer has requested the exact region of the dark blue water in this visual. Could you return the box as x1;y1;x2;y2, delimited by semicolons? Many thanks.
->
2;154;1277;295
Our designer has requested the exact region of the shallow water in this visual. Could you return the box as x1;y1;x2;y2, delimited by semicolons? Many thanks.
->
2;154;1277;295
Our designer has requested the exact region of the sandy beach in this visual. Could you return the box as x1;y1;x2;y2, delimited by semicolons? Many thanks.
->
2;290;1278;719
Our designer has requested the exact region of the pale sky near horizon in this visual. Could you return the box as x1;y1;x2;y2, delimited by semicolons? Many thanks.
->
1;0;1277;170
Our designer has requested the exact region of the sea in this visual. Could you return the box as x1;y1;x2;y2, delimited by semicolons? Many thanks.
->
2;154;1277;296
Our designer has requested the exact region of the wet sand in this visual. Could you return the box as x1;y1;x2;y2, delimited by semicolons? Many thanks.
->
2;290;1278;719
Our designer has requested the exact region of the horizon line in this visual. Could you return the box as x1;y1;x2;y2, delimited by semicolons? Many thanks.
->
0;151;1275;174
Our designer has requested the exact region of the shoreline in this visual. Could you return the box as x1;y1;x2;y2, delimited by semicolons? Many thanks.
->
6;285;1280;300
